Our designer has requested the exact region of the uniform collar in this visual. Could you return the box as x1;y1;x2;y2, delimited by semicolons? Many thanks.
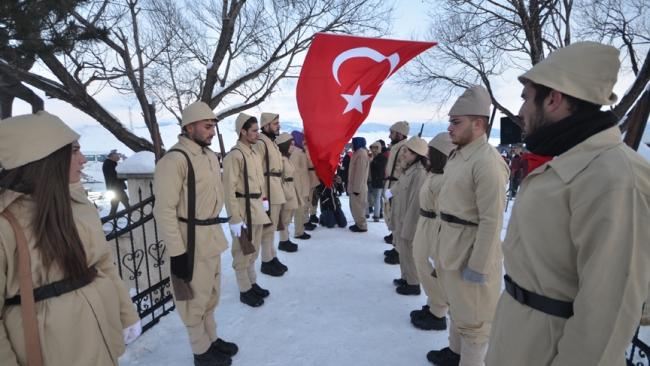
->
455;134;487;161
235;140;255;155
258;133;274;145
178;136;209;156
547;126;623;184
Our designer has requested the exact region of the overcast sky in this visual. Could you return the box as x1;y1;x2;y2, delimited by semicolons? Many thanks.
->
11;0;638;133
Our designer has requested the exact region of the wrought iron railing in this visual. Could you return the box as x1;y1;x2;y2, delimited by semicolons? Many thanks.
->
628;325;650;366
101;183;174;334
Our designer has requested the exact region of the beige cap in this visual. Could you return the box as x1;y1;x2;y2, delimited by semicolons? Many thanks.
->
260;113;279;127
449;85;491;117
0;111;80;170
404;136;428;157
369;141;382;149
518;41;620;105
428;132;456;156
235;113;256;134
181;102;217;128
390;121;410;136
276;132;293;145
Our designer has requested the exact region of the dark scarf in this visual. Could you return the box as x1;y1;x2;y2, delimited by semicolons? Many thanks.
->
278;140;293;158
524;111;618;157
262;130;277;141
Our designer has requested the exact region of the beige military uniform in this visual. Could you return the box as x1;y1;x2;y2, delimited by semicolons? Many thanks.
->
222;141;271;292
304;145;320;217
290;148;310;237
153;137;229;354
434;134;509;346
279;156;300;241
384;138;408;227
486;127;650;366
388;161;427;285
253;134;286;262
411;173;449;317
0;186;140;366
348;147;370;230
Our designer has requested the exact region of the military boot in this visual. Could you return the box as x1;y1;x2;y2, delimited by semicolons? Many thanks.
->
261;261;284;277
384;248;398;257
278;240;298;252
411;311;448;331
396;283;421;295
393;278;407;286
210;338;239;357
295;233;311;240
304;222;316;231
240;288;264;307
272;257;288;272
426;347;460;366
309;214;319;223
384;253;400;265
251;283;270;298
410;305;430;318
384;233;393;244
194;348;232;366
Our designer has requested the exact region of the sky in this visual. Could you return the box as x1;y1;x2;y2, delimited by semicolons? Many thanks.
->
10;0;644;152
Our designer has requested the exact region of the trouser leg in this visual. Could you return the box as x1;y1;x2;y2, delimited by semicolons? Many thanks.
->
413;234;448;317
280;208;294;241
398;237;419;285
261;204;280;262
372;188;382;218
349;190;368;230
247;262;257;286
231;224;262;292
321;210;336;228
460;338;489;366
334;208;347;227
293;199;308;236
394;236;407;279
309;188;318;215
449;319;462;354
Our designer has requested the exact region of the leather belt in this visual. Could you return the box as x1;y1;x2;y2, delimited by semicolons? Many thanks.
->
236;192;261;199
5;266;98;306
308;167;315;171
440;212;477;226
504;274;574;319
420;209;437;219
387;177;398;182
265;172;282;177
178;216;230;225
284;178;294;182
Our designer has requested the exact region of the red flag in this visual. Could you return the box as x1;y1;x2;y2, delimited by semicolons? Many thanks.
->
296;33;436;186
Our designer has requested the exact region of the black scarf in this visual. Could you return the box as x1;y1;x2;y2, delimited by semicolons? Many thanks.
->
262;130;277;141
524;111;618;156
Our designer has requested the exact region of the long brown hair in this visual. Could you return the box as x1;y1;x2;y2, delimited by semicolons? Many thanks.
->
0;144;96;283
427;147;448;174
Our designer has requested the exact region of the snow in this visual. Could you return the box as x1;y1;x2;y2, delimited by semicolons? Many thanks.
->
207;62;214;70
116;151;156;174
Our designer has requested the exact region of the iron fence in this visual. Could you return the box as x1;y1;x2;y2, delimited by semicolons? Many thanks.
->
628;325;650;366
101;183;174;334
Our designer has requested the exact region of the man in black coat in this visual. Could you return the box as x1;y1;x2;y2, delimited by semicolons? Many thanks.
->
316;176;347;228
102;152;131;215
368;141;388;222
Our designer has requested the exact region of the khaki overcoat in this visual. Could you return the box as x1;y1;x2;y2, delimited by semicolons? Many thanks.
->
436;134;510;274
290;149;310;200
253;134;286;206
222;141;271;226
153;137;229;258
348;148;370;196
388;162;427;240
304;145;320;189
384;138;408;190
281;156;300;210
486;127;650;366
0;185;139;366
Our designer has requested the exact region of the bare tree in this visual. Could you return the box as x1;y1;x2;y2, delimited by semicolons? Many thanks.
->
402;0;650;131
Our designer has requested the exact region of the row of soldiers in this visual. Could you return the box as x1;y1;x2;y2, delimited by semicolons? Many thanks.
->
152;108;322;366
349;41;650;366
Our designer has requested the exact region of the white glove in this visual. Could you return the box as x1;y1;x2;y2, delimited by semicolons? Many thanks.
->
262;199;269;211
384;188;393;199
230;221;247;237
123;320;142;345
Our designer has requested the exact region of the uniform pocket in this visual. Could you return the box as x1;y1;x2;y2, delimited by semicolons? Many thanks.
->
437;222;474;271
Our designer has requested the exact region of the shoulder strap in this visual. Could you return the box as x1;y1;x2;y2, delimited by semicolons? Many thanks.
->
167;149;196;283
0;210;44;366
232;148;253;240
261;139;272;210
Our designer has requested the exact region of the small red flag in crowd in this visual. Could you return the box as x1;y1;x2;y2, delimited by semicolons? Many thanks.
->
296;33;436;186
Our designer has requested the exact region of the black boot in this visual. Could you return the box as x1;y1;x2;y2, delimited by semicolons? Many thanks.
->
412;311;448;331
279;240;298;252
384;248;398;257
304;222;316;231
426;347;460;366
194;347;232;366
349;224;367;232
211;338;239;357
272;257;288;272
384;253;400;265
309;214;319;223
240;288;264;307
294;233;311;240
251;283;270;298
393;278;407;286
261;260;284;277
410;304;430;318
384;233;393;244
396;283;421;295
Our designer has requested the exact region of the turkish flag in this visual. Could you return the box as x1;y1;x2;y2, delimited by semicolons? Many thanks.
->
296;33;436;186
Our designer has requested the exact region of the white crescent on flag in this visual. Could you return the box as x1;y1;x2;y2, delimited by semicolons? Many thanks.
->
332;47;400;86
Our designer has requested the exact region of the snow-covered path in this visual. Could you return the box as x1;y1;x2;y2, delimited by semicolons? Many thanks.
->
120;195;451;365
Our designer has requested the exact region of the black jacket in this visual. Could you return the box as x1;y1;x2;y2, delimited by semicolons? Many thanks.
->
102;159;127;190
317;179;344;211
338;154;351;182
369;153;387;189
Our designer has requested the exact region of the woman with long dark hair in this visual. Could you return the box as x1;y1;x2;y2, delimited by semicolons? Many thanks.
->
408;133;457;332
0;112;140;365
387;136;429;296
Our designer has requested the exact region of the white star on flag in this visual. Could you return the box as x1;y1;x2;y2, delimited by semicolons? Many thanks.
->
341;86;372;114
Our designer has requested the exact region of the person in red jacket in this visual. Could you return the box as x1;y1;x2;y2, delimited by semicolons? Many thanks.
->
509;146;528;197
